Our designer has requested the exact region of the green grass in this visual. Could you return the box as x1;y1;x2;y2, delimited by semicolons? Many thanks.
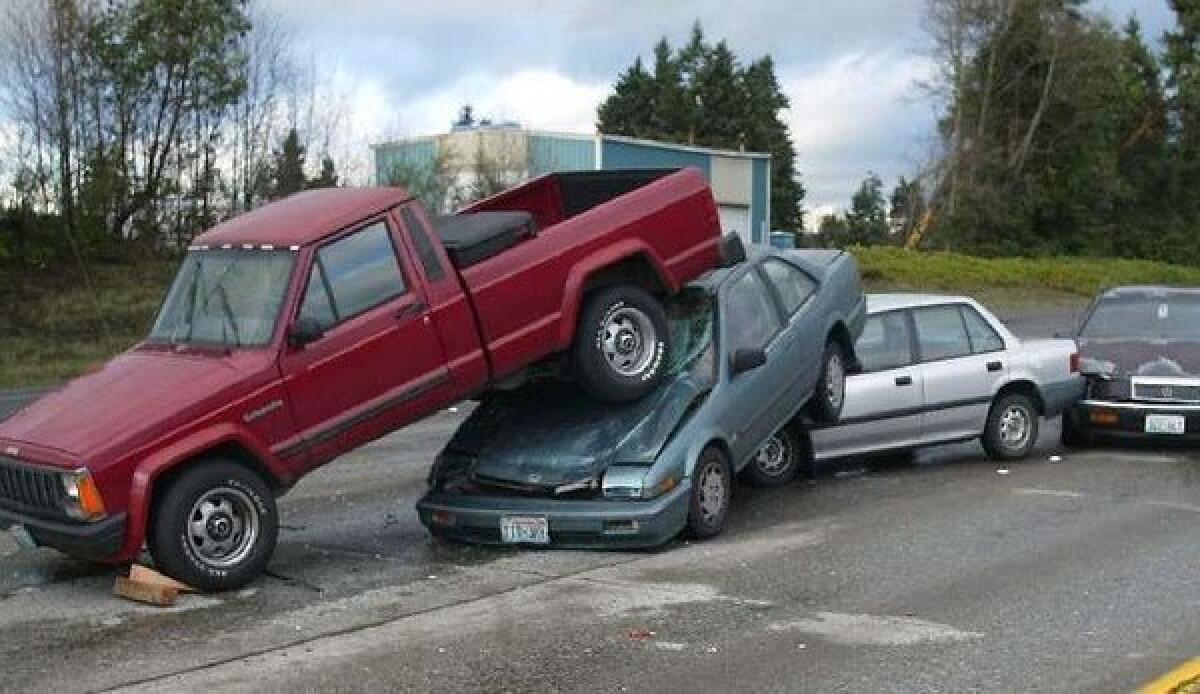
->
854;247;1200;300
0;259;178;388
2;249;1200;389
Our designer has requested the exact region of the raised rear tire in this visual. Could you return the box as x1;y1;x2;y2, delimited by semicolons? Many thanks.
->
808;340;847;423
572;285;669;402
149;460;278;592
744;425;803;487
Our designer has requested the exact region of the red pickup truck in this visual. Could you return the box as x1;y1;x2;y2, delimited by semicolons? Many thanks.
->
0;168;729;590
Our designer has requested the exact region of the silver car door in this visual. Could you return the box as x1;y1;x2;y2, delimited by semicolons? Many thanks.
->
812;309;925;461
912;304;1006;442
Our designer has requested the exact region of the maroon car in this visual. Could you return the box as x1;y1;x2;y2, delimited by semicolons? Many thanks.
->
1064;286;1200;446
0;168;730;590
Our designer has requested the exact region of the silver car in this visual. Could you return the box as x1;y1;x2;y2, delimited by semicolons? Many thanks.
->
807;294;1085;463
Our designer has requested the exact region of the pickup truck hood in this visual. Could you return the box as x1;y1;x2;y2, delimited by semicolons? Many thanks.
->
450;376;707;488
0;346;274;463
1078;339;1200;379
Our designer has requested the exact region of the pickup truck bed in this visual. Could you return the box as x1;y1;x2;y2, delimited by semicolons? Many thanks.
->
433;211;537;268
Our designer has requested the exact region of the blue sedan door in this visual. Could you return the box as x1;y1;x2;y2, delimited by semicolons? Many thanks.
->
715;265;793;465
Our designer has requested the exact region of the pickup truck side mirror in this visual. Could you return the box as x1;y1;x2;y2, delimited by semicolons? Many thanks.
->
288;315;325;349
730;347;767;376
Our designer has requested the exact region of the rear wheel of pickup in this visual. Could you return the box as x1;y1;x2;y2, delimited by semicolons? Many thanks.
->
685;446;732;540
149;460;278;592
573;285;669;402
982;393;1040;461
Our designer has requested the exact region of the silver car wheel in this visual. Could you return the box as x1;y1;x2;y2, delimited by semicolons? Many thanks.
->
825;352;845;411
697;462;726;523
754;431;794;478
186;486;261;569
999;404;1032;450
602;307;657;377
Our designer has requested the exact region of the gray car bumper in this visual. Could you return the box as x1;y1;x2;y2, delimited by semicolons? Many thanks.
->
416;481;691;549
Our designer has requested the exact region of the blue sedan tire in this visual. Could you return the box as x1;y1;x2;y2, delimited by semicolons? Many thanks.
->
808;340;847;423
744;425;802;487
685;446;732;540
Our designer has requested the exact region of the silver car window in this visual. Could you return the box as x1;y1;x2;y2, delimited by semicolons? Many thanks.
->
856;311;914;372
960;306;1004;353
914;305;972;361
761;259;816;317
724;270;783;352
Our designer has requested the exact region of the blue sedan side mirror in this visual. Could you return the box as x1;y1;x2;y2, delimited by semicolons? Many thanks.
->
731;347;767;376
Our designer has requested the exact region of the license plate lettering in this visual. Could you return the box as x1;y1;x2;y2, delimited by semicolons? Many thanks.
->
1145;414;1186;435
500;516;549;544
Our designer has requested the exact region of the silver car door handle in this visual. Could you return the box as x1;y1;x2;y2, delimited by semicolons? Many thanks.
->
986;361;1003;372
895;375;913;386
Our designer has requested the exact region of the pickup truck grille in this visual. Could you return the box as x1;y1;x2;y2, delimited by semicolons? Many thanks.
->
0;456;66;515
1133;381;1200;404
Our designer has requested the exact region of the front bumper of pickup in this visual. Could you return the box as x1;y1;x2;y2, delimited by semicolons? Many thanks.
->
416;480;691;549
0;507;126;561
1067;399;1200;444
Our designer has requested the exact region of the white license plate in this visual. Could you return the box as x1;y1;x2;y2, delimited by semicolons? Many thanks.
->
500;516;549;544
1145;414;1186;435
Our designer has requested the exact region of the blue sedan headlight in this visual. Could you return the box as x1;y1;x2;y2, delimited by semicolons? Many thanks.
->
602;466;678;499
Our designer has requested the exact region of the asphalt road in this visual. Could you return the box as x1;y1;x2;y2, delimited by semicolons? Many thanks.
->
9;299;1199;693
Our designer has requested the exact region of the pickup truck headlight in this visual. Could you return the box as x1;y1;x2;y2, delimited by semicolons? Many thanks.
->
602;467;678;500
61;468;107;521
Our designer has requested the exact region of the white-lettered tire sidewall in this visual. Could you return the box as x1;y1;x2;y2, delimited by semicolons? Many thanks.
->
151;461;278;592
573;285;669;402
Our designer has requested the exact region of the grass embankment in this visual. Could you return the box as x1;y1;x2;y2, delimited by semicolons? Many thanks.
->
854;247;1200;304
0;259;177;389
2;249;1200;389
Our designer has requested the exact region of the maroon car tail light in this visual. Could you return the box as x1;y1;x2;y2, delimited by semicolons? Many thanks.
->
1069;352;1080;374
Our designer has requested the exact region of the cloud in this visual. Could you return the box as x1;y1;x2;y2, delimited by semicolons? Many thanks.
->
782;51;936;211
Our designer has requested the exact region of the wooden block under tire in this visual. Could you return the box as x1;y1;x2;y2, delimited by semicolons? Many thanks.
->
113;576;178;607
128;564;196;593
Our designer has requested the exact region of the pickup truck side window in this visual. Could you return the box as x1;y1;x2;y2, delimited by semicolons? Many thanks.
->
855;311;914;372
761;259;816;317
724;269;783;352
913;305;972;362
960;305;1004;354
401;206;446;282
300;222;407;327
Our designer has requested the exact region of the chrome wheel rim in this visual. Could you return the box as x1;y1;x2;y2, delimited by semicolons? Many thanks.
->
186;486;260;569
825;352;845;411
999;405;1032;450
697;462;726;523
754;432;794;477
601;307;657;377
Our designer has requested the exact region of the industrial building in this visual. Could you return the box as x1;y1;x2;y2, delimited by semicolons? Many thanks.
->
371;126;771;246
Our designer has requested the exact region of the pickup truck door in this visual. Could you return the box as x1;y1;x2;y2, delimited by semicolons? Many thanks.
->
810;310;924;461
911;304;1007;443
278;218;452;470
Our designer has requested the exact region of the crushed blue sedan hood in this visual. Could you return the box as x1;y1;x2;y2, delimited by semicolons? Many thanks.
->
448;375;707;487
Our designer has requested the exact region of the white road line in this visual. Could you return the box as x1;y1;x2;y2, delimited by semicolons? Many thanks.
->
1013;488;1087;499
767;612;982;645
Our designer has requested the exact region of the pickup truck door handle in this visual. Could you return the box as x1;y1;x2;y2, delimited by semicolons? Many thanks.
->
895;375;913;386
395;302;428;321
987;361;1003;372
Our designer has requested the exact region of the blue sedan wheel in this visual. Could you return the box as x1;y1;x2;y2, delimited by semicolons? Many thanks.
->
744;426;801;487
686;446;732;539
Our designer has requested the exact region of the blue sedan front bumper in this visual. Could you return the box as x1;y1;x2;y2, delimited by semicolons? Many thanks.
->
416;481;691;549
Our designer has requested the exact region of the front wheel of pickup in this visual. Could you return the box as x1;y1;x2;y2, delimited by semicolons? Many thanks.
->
149;460;278;592
572;285;669;402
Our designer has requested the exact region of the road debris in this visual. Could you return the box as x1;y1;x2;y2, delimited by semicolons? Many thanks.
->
1049;455;1063;463
628;628;656;641
996;468;1011;475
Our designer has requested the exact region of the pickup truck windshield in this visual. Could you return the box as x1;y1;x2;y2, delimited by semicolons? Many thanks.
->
149;249;295;347
1081;294;1200;340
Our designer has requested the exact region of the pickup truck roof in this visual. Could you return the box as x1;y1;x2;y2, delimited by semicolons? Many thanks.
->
194;187;413;248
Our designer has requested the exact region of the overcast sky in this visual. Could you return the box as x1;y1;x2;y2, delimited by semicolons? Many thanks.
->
268;0;1175;218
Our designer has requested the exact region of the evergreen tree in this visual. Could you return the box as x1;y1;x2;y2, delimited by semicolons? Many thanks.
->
270;129;307;199
597;23;805;230
308;155;339;190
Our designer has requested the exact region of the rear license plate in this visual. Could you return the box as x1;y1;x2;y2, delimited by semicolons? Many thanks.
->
1145;414;1186;435
500;516;549;544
